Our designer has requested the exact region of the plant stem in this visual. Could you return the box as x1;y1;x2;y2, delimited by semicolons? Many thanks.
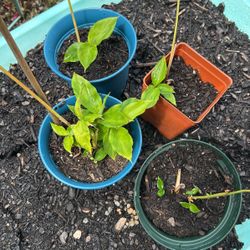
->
0;66;71;127
166;0;180;79
67;0;80;43
174;169;181;193
192;189;250;200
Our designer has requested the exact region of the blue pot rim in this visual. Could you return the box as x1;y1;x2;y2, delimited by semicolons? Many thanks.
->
38;95;142;189
44;8;137;84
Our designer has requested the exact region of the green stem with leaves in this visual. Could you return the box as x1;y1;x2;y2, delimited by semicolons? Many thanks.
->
191;189;250;201
166;0;180;79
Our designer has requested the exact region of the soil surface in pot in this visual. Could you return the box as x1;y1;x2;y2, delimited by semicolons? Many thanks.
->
168;56;218;121
141;142;233;237
57;28;128;80
49;116;128;182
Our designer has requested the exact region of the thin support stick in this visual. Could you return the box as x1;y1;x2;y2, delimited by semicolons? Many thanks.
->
67;0;80;43
0;66;71;127
166;0;180;78
174;169;181;193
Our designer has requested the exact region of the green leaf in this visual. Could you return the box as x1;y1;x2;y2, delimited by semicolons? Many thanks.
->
63;135;74;153
63;42;81;63
94;148;107;161
185;186;202;196
88;17;118;46
157;176;164;190
141;85;160;109
71;121;92;153
78;42;98;71
74;98;84;120
97;124;109;141
121;98;150;120
68;105;76;115
103;129;117;160
101;104;129;128
151;57;167;86
161;92;176;106
158;83;175;93
157;189;165;198
179;202;190;209
71;73;103;114
109;127;133;161
101;94;110;113
189;203;201;214
51;123;69;136
180;202;201;214
156;176;165;198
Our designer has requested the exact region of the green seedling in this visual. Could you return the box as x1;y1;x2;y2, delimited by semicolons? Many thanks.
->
185;186;202;196
179;201;201;214
142;0;180;106
51;73;154;162
180;186;250;214
157;176;165;198
64;17;118;72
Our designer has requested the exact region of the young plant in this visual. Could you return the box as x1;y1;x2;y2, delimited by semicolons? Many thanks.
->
141;0;180;107
64;17;118;72
157;176;165;198
180;186;250;214
51;73;152;162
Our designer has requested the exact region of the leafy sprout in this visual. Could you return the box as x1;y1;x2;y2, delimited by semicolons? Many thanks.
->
156;176;165;198
179;202;200;214
64;17;118;72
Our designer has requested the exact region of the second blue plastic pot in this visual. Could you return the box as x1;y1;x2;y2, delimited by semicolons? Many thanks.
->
38;95;142;190
44;8;137;98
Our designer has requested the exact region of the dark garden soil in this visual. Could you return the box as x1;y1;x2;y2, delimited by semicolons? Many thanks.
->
141;142;232;237
0;0;249;249
57;29;128;80
0;0;61;29
50;133;127;182
169;56;218;120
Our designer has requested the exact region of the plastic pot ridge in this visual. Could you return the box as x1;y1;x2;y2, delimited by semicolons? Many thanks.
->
44;8;137;98
134;139;242;250
142;43;233;139
38;95;142;190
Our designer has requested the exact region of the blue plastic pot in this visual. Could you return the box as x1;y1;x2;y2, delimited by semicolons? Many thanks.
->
44;8;137;98
38;95;142;190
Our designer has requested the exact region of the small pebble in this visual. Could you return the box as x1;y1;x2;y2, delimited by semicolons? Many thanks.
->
167;217;175;227
82;207;91;214
115;217;127;232
21;101;30;106
69;188;75;199
59;232;68;245
83;218;89;224
114;201;120;207
73;230;82;240
85;235;91;243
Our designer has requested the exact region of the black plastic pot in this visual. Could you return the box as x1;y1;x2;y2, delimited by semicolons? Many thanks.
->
134;139;242;250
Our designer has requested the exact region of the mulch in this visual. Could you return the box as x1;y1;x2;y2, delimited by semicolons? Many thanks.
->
0;0;61;29
0;0;249;249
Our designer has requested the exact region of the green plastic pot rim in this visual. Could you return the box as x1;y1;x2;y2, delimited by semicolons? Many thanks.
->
134;139;242;250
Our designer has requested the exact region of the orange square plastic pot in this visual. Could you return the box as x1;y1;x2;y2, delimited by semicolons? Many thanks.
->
142;42;233;140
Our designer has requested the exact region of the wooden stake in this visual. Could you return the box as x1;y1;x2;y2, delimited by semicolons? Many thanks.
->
67;0;80;43
174;169;182;193
0;66;71;127
0;16;59;124
166;0;180;78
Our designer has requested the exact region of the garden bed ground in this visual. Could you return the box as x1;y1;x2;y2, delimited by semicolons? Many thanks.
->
0;0;249;249
0;0;61;28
